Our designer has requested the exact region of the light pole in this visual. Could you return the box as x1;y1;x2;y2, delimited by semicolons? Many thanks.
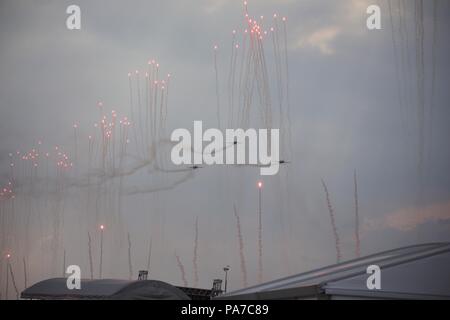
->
223;265;230;293
257;181;263;283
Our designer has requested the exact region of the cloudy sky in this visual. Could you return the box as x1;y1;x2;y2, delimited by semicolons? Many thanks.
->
0;0;449;292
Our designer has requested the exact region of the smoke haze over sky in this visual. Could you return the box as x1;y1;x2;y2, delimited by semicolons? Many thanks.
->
0;0;449;292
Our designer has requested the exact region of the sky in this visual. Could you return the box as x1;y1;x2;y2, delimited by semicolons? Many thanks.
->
0;0;449;295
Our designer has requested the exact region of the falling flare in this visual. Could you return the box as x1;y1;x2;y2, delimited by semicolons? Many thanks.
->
214;45;221;129
429;0;438;165
7;261;19;300
321;179;341;263
23;257;28;289
175;252;188;287
233;204;248;288
127;232;133;280
193;217;199;287
88;232;94;280
354;171;361;258
146;236;152;272
415;0;425;210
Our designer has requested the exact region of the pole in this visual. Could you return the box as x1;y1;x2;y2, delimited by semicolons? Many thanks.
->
99;225;104;279
224;270;228;293
258;181;263;283
223;266;230;293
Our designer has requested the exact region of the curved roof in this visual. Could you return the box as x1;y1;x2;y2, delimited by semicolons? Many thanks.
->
219;243;450;299
21;279;190;300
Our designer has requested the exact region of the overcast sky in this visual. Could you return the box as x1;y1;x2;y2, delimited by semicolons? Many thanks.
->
0;0;449;292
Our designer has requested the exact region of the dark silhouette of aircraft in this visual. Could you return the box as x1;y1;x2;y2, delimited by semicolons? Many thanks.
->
188;165;203;170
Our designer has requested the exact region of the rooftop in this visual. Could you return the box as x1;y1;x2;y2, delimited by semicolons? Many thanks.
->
217;242;450;300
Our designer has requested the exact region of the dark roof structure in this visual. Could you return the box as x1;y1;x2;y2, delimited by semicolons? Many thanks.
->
21;279;190;300
22;243;450;300
216;243;450;300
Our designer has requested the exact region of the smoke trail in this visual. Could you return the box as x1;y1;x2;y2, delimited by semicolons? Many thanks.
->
7;263;19;299
5;260;8;300
124;171;195;195
230;42;238;127
400;0;413;98
92;154;156;180
388;0;408;140
429;0;438;164
214;46;221;128
193;216;199;287
397;0;416;150
145;72;149;150
272;16;284;126
117;119;129;224
62;249;66;277
282;18;293;158
228;32;236;128
136;72;145;155
233;204;248;288
73;125;78;177
23;257;27;289
415;0;425;207
146;236;152;272
175;252;188;287
127;232;133;280
87;232;94;280
321;179;341;263
354;171;361;258
128;73;140;158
